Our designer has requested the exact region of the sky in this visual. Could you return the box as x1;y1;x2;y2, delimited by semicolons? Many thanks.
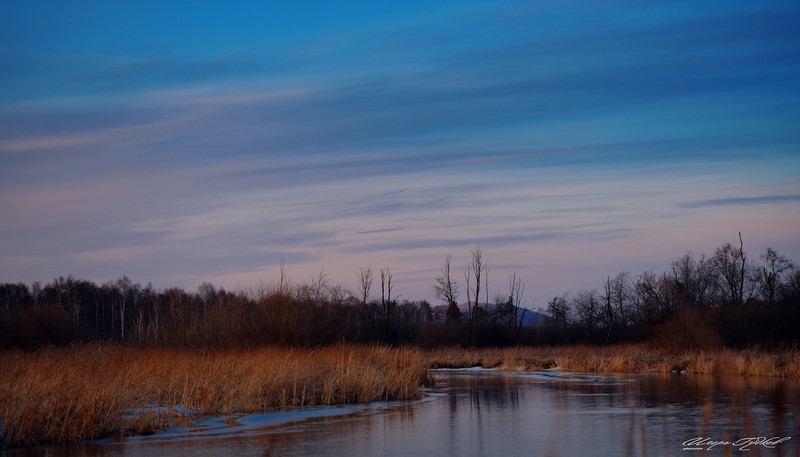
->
1;0;799;307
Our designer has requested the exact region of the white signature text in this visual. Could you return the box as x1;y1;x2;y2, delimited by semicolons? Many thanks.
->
683;436;791;451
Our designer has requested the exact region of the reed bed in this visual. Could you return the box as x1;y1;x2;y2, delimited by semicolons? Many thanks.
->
0;344;429;447
424;344;800;377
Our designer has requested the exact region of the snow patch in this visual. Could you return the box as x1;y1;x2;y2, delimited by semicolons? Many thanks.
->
104;394;446;445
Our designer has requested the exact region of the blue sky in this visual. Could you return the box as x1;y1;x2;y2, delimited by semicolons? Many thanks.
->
2;0;799;305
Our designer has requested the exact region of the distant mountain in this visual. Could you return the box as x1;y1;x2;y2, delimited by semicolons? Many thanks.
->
431;302;551;326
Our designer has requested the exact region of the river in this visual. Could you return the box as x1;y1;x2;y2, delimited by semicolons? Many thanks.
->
4;368;798;456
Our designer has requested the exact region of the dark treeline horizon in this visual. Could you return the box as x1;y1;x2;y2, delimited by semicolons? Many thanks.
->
2;236;799;350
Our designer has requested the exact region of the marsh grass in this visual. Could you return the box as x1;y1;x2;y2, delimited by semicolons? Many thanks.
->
3;343;796;448
0;344;429;447
424;344;800;377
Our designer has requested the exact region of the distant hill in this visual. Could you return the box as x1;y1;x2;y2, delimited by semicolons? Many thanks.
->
431;302;551;326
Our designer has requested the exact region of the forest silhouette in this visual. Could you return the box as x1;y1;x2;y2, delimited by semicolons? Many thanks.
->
2;236;798;350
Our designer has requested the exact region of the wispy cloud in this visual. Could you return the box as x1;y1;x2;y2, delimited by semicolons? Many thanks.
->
1;0;799;299
678;195;800;209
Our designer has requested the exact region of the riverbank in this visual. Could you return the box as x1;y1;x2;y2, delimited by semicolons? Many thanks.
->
424;344;800;377
0;344;428;447
3;343;799;448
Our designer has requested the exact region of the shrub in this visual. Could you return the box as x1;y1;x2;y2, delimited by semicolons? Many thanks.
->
649;308;722;353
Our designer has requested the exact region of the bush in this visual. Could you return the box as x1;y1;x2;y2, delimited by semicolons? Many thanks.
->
650;308;721;352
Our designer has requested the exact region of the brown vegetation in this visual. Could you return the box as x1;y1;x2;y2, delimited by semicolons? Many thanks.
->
424;344;800;377
0;344;429;447
2;342;798;448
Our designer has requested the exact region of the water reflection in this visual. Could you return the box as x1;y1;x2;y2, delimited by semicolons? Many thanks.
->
3;370;798;457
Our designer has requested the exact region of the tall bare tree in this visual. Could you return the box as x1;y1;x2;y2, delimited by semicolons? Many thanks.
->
464;246;486;345
358;265;374;305
278;259;291;297
433;254;459;320
506;272;528;341
114;276;136;341
380;267;395;341
713;233;754;307
600;272;632;341
380;268;394;306
574;288;600;338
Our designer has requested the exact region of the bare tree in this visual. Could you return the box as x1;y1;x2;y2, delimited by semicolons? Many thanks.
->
464;246;486;346
758;246;794;306
296;268;330;304
315;268;331;302
599;272;632;341
671;252;717;309
358;265;374;305
547;295;570;330
49;275;89;334
573;288;600;336
278;259;291;297
198;282;215;315
31;281;41;307
380;267;394;306
433;254;459;319
713;233;754;307
507;272;528;341
380;267;396;341
464;269;471;316
148;294;162;345
484;262;490;313
632;271;678;325
114;276;136;341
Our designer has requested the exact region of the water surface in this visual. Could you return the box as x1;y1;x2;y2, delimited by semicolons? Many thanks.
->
5;369;798;456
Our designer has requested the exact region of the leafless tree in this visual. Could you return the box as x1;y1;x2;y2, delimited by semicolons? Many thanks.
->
114;276;136;341
547;295;570;330
433;253;459;307
484;261;490;313
758;246;794;306
315;268;331;301
380;267;394;306
713;233;755;307
31;281;41;307
49;275;86;334
464;246;486;345
148;294;162;345
599;272;632;341
197;282;215;316
297;268;330;304
671;252;717;309
358;265;374;305
278;259;291;297
573;288;600;332
507;272;528;341
380;267;396;341
632;271;677;325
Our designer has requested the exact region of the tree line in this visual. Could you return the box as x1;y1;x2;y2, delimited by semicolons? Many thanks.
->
1;235;798;349
544;234;799;348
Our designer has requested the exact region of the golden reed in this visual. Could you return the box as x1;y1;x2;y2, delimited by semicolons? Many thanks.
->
0;344;429;447
424;344;800;377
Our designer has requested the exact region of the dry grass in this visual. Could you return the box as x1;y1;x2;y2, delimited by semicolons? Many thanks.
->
424;344;800;377
0;344;429;447
4;343;796;448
